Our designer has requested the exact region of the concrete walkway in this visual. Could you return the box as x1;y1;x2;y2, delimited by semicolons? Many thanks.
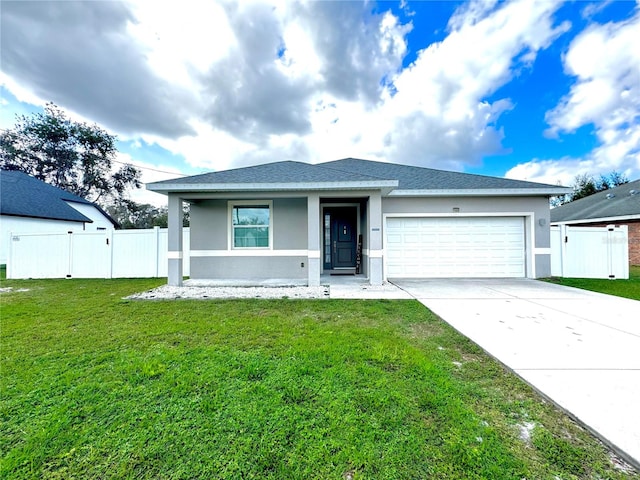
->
392;278;640;468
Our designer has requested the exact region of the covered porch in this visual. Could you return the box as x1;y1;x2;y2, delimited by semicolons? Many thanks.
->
164;190;386;287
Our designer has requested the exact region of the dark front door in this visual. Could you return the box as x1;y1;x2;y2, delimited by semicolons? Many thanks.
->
324;207;357;270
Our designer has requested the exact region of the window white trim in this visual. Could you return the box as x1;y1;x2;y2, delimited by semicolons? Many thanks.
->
228;200;273;250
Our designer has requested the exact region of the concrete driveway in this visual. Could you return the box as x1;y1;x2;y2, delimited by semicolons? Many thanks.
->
392;278;640;468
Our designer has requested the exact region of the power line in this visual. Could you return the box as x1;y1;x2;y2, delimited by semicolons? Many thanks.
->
112;158;188;177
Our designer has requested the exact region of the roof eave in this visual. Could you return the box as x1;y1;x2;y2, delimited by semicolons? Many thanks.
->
0;212;90;223
147;180;399;194
388;187;572;197
551;213;640;224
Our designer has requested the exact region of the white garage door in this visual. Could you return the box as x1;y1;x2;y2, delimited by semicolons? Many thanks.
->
385;217;525;278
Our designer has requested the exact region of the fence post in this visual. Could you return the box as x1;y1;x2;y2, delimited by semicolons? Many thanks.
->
154;226;160;278
67;231;73;278
7;231;13;279
560;224;567;277
107;229;114;279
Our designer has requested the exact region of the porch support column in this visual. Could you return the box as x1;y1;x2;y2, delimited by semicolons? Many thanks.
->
307;193;321;287
167;194;184;286
369;192;383;285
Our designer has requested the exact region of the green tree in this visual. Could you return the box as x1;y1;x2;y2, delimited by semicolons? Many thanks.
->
105;200;189;229
0;103;141;204
570;173;599;202
554;171;629;205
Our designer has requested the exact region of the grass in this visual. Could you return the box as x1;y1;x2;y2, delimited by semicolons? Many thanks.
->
545;265;640;300
1;276;637;479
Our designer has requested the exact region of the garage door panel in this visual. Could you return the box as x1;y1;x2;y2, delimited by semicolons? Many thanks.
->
385;217;525;278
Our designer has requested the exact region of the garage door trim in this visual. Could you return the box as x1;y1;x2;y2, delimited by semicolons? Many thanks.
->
383;212;535;279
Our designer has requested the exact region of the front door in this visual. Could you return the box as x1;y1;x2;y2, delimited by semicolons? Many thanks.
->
323;207;357;270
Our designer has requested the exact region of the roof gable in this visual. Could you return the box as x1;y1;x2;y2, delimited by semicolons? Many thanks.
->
551;179;640;222
1;169;95;223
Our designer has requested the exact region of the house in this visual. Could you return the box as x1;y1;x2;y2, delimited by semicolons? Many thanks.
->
147;158;569;286
551;179;640;266
0;169;118;264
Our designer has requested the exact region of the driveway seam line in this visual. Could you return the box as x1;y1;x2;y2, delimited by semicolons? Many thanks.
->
523;297;640;339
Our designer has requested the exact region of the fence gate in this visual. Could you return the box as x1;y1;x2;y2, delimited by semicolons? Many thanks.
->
551;224;629;279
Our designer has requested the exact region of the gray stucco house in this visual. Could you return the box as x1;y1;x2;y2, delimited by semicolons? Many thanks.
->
147;158;569;286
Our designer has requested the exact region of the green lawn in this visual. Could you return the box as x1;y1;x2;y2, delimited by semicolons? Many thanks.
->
545;265;640;300
1;277;636;479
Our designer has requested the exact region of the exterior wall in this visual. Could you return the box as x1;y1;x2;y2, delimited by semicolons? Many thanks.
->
273;198;308;249
185;192;555;282
65;202;115;230
190;256;307;281
382;196;552;278
629;222;640;265
567;220;640;266
190;199;227;250
0;215;85;264
189;197;308;280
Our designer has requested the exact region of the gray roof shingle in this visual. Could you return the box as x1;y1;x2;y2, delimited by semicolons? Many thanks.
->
147;157;568;194
550;179;640;222
322;158;561;190
150;160;384;185
0;169;108;224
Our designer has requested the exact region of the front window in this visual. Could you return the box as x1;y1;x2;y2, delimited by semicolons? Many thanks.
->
231;203;271;248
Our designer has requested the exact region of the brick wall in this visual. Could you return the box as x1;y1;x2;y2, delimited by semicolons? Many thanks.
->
628;222;640;266
571;220;640;266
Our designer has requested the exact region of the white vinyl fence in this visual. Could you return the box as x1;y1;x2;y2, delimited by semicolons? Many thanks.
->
7;227;190;279
551;224;629;279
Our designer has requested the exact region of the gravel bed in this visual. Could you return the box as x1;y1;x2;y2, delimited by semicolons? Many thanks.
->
125;285;330;300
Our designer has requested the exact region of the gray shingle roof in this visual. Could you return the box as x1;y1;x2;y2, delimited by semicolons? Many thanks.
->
150;160;383;185
322;158;561;190
550;179;640;222
147;157;568;194
1;169;102;223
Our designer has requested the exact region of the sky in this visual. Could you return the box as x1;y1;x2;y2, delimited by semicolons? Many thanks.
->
1;0;639;206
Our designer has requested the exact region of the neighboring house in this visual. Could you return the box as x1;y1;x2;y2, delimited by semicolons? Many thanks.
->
147;158;569;286
0;170;118;264
551;179;640;266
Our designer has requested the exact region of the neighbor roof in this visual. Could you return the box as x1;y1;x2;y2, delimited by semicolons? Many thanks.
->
551;179;640;223
147;158;570;196
0;169;116;225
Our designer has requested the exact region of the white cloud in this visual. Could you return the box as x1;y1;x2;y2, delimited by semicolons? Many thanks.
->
507;5;640;185
0;1;197;137
581;0;614;19
546;12;640;136
277;22;323;81
4;0;611;185
362;0;568;168
127;1;235;89
179;0;568;172
505;157;597;187
0;73;45;108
